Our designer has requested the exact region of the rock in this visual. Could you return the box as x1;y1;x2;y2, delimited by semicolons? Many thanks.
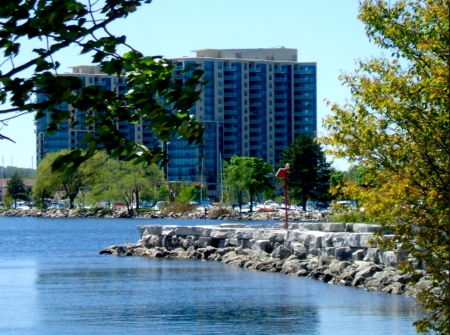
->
382;251;398;267
271;245;291;259
290;242;307;259
364;248;381;264
335;247;353;261
321;222;345;232
353;224;382;233
252;240;270;252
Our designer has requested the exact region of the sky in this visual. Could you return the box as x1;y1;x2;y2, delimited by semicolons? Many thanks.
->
0;0;383;170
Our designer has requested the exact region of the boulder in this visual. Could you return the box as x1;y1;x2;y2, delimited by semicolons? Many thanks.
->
252;240;271;252
335;247;353;261
321;222;345;232
271;245;292;259
353;224;382;233
290;242;307;259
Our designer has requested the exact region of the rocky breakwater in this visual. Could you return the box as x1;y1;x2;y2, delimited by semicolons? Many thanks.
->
100;222;432;298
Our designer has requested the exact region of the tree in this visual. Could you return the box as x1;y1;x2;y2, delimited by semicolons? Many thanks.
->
34;150;109;208
6;173;27;208
0;0;206;173
88;159;164;214
280;134;331;211
224;156;274;212
320;1;448;333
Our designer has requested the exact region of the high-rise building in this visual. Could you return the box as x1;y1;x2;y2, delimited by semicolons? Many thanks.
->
36;48;317;200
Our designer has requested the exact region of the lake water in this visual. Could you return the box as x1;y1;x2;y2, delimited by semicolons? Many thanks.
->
0;216;423;334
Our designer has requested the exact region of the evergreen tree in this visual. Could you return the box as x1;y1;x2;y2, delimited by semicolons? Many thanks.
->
280;134;331;211
6;173;27;208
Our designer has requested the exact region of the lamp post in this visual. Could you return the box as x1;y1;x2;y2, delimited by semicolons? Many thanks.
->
275;163;290;230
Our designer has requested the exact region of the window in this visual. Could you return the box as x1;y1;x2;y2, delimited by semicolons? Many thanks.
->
89;77;93;84
218;81;223;87
269;64;272;71
269;92;272;97
244;82;248;88
244;91;247;96
244;73;248;79
269;100;272;106
244;99;247;105
269;83;272;88
218;90;223;95
269;109;273;114
269;75;272;80
244;63;247;70
218;62;222;69
218;72;222;78
218;107;223;113
218;98;223;104
244;108;248;113
244;117;248;122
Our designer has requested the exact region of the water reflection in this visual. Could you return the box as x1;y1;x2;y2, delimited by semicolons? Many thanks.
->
0;217;423;335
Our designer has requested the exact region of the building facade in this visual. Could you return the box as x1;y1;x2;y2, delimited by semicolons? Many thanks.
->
36;48;317;200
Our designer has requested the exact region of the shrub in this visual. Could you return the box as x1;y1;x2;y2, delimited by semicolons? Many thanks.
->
208;205;232;219
163;202;196;214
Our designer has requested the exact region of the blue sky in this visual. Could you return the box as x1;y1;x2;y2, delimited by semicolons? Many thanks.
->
1;0;383;170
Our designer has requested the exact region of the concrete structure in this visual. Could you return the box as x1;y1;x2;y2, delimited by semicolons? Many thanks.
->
36;47;317;199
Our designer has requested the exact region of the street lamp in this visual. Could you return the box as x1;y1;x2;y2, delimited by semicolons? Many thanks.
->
275;163;290;230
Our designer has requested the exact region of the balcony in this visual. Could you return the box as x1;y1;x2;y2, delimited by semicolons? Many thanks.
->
250;136;262;141
274;77;288;82
294;93;314;99
294;68;315;75
249;93;262;98
275;145;286;150
224;145;237;149
275;94;287;99
250;127;262;132
249;76;262;81
250;145;262;150
224;109;238;115
249;85;262;90
224;136;237;141
249;119;261;124
224;101;237;107
249;68;261;72
224;93;237;98
224;66;236;71
294;77;314;83
224;84;237;89
224;75;237;80
250;102;263;107
224;118;238;123
274;69;287;73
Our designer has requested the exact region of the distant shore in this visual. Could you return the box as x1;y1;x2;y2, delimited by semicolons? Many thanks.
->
0;207;327;221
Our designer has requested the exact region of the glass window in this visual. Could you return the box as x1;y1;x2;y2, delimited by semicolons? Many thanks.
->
244;91;247;96
244;82;248;88
244;99;247;105
218;81;223;87
218;62;222;69
269;64;272;71
244;73;248;79
218;72;222;78
244;108;247;113
244;63;247;70
269;75;272;80
218;90;223;95
269;109;272;114
218;107;223;113
218;98;222;104
89;77;93;84
269;92;272;97
244;117;248;122
269;83;272;88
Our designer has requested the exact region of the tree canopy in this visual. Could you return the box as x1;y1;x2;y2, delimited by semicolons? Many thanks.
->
223;156;274;212
6;173;28;208
280;134;331;211
34;150;109;208
0;0;206;173
320;1;448;333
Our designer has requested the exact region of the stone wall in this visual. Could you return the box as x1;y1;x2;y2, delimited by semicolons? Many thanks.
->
136;222;402;268
101;222;432;298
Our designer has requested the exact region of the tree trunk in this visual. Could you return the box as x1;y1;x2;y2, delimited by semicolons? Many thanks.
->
249;193;254;212
135;189;140;210
302;191;307;211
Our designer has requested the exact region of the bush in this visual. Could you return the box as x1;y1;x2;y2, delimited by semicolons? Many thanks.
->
163;202;196;214
328;208;371;223
208;205;232;219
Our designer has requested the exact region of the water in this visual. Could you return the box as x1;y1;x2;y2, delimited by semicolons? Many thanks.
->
0;217;423;335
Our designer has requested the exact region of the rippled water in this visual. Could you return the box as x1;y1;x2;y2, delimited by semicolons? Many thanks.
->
0;217;423;334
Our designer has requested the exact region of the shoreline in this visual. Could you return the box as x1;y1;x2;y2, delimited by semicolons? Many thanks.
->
0;207;327;221
100;223;433;300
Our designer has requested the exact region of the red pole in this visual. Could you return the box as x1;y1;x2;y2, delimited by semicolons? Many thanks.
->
284;173;288;230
